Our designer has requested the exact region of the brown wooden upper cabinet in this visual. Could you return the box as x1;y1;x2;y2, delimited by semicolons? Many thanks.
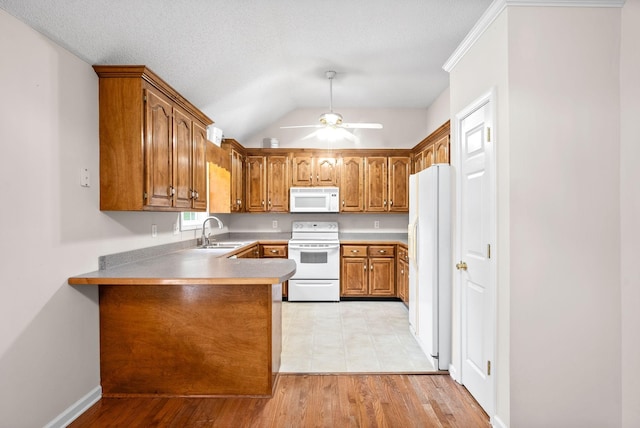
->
93;65;213;211
245;155;289;212
339;155;410;213
413;121;450;173
340;156;365;212
230;147;244;212
291;154;339;187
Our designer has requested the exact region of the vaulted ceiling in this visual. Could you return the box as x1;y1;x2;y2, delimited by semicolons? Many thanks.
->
0;0;491;142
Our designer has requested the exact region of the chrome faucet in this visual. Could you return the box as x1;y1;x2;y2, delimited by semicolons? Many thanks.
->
201;216;224;246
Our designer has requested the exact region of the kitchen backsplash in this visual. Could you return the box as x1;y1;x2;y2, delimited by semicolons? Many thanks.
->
222;213;409;233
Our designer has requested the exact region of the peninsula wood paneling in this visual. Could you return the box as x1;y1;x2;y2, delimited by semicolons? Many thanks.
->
99;282;281;397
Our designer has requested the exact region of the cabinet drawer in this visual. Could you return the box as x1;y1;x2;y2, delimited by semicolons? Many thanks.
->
368;246;395;257
397;246;408;261
260;245;287;258
342;245;368;257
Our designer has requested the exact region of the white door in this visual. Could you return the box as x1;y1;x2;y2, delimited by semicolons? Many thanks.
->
456;93;495;415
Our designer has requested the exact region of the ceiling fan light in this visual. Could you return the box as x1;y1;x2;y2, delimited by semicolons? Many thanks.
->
319;112;343;126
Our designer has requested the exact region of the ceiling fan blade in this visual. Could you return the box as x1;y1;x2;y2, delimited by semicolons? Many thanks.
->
341;122;384;129
280;125;324;129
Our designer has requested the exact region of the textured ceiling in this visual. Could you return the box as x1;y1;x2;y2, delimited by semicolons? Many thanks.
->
0;0;491;141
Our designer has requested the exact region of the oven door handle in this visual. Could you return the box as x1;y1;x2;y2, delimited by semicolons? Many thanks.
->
288;244;340;251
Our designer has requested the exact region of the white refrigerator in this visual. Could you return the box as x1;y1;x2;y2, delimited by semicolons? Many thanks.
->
408;164;451;371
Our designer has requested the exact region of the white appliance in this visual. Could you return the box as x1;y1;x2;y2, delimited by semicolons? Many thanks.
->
289;187;339;213
288;221;340;301
408;164;452;371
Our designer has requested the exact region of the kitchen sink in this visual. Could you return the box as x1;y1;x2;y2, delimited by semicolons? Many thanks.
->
199;242;247;249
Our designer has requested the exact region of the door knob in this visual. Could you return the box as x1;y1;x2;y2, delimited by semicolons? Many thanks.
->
456;261;468;270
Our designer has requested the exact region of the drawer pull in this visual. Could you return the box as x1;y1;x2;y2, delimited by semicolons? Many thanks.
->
378;250;386;253
270;249;278;253
351;249;359;253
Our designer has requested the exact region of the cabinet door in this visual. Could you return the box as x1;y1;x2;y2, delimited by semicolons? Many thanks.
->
230;149;244;212
173;108;193;209
341;257;368;296
236;245;259;258
245;156;267;212
291;155;313;186
144;88;174;208
434;135;450;164
369;257;395;296
191;121;208;211
365;157;388;212
422;145;435;170
397;258;408;302
388;157;410;212
267;155;289;212
340;157;364;212
315;157;339;186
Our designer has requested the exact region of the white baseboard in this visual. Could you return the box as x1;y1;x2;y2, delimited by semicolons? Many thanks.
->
448;363;460;383
492;415;508;428
44;385;101;428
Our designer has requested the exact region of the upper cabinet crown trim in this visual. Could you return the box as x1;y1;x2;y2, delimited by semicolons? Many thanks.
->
93;65;213;126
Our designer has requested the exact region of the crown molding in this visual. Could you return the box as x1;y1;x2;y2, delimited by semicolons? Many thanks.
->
443;0;626;72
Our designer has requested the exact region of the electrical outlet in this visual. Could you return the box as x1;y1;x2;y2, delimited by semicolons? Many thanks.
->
173;222;180;235
151;224;158;237
374;221;380;229
80;167;90;187
272;220;278;229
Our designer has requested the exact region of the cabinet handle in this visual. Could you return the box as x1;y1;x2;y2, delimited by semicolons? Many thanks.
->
351;250;359;253
261;200;265;206
342;200;345;206
383;200;387;206
309;175;312;182
390;200;393;206
270;249;278;253
268;199;272;206
316;174;319;181
370;264;373;271
378;250;386;254
194;191;199;200
169;186;175;196
364;264;367;271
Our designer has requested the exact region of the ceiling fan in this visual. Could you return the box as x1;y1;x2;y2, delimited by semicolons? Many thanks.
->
281;71;383;131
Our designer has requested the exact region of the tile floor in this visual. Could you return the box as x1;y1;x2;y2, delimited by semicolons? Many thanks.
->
280;301;436;373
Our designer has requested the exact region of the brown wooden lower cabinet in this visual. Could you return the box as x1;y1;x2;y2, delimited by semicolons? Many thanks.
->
236;244;260;258
260;243;289;297
397;245;409;305
340;245;395;297
99;282;281;397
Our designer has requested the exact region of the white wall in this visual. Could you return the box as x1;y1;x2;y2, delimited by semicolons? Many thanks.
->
242;107;431;149
451;4;623;427
449;10;510;426
0;10;201;427
424;86;451;136
620;1;640;426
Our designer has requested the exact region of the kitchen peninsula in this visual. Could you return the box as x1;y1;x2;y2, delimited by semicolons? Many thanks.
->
68;246;296;397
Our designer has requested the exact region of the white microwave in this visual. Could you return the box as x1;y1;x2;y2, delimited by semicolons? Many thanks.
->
290;187;339;213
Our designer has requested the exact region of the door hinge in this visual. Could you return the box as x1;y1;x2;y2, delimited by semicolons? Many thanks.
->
487;244;491;259
486;127;491;142
487;360;491;376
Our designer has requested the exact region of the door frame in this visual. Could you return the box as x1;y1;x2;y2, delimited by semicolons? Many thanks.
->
452;87;498;418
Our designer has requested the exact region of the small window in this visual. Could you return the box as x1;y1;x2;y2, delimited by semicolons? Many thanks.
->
180;211;209;231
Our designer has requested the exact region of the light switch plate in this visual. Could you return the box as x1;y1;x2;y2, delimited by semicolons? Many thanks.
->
80;167;90;187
